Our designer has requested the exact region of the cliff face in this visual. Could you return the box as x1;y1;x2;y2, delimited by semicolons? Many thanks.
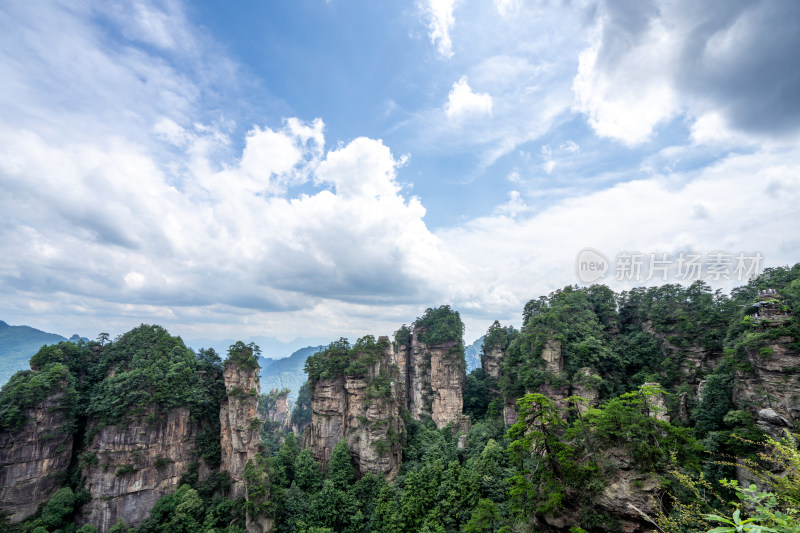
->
483;346;503;379
0;387;74;523
80;407;201;532
734;334;800;424
264;389;291;431
220;361;264;500
304;338;404;479
408;329;465;429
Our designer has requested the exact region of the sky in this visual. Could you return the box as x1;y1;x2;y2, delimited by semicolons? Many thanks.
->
1;0;799;350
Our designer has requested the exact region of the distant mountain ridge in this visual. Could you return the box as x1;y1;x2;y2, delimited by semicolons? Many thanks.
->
0;321;74;386
259;345;325;402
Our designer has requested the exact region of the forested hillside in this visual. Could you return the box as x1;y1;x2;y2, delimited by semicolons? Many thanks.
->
2;265;799;532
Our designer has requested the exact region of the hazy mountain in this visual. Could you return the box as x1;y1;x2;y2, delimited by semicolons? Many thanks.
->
0;321;70;386
465;336;484;374
259;345;325;402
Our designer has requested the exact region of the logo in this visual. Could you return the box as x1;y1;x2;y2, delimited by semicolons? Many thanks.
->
575;248;609;283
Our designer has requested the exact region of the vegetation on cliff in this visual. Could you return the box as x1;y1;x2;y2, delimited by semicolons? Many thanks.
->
4;265;800;532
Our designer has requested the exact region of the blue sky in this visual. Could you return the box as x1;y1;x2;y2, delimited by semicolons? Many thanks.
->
1;0;799;347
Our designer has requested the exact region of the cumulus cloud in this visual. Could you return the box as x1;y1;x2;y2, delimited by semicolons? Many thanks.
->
445;76;493;120
573;0;800;144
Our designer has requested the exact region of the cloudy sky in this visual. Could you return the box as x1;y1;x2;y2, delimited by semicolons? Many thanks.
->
1;0;798;348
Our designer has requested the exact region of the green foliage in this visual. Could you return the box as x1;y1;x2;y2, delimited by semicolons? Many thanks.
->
291;381;312;430
225;341;261;371
327;439;355;491
86;324;224;426
0;361;76;431
463;369;490;420
294;448;323;493
414;305;464;348
40;486;76;530
394;325;412;347
304;338;351;382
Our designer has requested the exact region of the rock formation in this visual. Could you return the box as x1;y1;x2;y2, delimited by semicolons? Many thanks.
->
303;338;404;479
264;388;291;431
482;345;503;379
0;385;74;523
220;358;264;500
734;332;800;424
407;328;465;429
80;407;202;532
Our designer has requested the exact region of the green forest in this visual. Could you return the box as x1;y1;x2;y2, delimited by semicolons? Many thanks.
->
2;265;800;532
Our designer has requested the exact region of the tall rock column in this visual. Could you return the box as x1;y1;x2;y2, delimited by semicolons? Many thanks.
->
409;329;465;429
219;348;264;500
303;337;404;480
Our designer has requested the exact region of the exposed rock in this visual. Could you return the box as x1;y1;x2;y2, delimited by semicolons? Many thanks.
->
80;407;202;532
407;329;465;429
593;447;661;533
503;399;518;426
641;382;670;423
641;320;718;387
303;376;346;470
541;339;563;374
0;388;74;523
483;346;503;379
759;408;792;427
264;389;291;431
734;334;800;423
220;360;264;500
304;339;404;480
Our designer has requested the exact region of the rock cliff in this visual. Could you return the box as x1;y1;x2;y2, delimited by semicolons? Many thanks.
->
0;386;74;523
263;388;291;431
407;329;465;429
80;407;202;532
220;358;264;500
303;338;404;479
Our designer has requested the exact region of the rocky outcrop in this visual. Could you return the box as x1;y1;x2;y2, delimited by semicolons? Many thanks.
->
641;320;717;390
593;448;661;533
641;382;670;423
264;389;291;431
220;361;264;500
541;339;563;374
734;333;800;424
304;338;404;479
483;346;503;379
80;407;201;532
0;388;74;523
407;329;465;429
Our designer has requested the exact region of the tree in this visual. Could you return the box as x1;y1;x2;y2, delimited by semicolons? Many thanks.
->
294;448;323;493
97;332;110;345
464;499;501;533
326;439;355;490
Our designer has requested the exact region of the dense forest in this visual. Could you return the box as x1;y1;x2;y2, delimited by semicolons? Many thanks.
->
2;265;800;532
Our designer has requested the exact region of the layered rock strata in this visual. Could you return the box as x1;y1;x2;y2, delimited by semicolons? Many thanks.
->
304;338;405;480
80;407;201;532
0;387;74;523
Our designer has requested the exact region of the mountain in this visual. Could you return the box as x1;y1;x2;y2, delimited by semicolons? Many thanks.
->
0;321;69;386
259;345;325;402
464;335;484;374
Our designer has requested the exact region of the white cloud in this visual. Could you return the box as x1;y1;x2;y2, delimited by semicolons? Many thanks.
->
572;0;800;144
572;23;679;145
421;0;459;58
445;76;493;120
